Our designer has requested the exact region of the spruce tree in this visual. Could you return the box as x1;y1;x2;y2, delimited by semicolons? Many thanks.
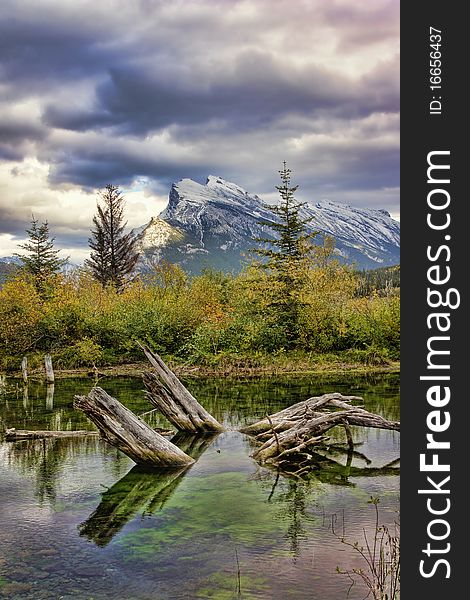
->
253;162;317;346
15;218;66;293
86;184;140;290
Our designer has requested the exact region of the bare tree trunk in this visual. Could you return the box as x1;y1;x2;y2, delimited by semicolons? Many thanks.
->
74;387;194;468
140;344;224;432
21;357;28;384
44;354;54;384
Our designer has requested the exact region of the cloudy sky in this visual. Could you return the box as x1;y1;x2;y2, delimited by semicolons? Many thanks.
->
0;0;399;263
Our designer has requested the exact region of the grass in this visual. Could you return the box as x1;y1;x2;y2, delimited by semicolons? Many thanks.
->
334;497;400;600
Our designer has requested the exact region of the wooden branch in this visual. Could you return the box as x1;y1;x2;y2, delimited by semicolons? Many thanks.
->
74;387;195;468
239;393;365;435
140;344;224;432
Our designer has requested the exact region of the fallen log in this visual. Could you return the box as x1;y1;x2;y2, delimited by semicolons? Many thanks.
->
141;344;224;433
74;387;195;468
239;393;398;435
4;426;174;441
5;428;99;441
241;393;400;468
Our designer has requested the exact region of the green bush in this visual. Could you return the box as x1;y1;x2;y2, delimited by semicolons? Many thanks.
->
55;338;104;368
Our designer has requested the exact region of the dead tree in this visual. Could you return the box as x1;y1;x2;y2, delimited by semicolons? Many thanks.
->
44;354;54;384
74;387;194;468
140;344;224;433
240;393;399;468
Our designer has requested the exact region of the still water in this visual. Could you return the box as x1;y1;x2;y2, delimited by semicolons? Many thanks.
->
0;374;399;599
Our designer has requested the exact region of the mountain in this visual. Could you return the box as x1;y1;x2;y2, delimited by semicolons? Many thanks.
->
135;176;400;273
0;257;20;285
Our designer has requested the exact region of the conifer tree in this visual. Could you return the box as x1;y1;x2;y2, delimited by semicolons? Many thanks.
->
253;162;317;346
15;217;66;293
86;184;140;290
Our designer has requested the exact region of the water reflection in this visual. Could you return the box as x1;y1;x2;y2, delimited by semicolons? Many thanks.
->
0;373;399;600
79;465;190;546
258;450;399;486
45;383;55;409
79;432;218;546
5;436;102;503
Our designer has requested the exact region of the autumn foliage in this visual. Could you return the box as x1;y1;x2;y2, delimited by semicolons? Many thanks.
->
0;259;399;372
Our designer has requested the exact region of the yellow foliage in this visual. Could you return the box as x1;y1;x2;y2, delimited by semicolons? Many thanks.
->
0;276;42;353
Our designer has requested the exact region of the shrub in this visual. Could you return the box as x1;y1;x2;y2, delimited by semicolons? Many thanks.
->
55;338;104;368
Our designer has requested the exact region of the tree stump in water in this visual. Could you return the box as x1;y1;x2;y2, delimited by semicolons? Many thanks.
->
73;350;399;477
44;354;54;384
74;387;194;468
140;344;224;433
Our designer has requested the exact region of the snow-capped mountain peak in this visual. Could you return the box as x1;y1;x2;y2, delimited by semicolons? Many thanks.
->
137;176;399;273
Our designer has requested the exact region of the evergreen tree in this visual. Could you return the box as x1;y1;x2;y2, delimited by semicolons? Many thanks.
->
253;162;317;346
86;184;140;290
15;217;66;293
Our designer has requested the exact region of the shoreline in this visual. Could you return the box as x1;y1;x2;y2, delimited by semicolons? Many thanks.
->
5;360;400;380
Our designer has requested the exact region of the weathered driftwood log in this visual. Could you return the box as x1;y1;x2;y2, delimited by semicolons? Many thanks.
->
240;393;398;436
5;428;99;441
140;344;224;433
241;393;400;466
74;387;195;468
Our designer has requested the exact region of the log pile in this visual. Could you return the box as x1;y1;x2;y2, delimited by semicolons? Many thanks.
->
240;393;399;472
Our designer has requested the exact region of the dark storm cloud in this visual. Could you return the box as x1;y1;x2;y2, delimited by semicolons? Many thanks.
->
0;0;399;259
43;55;353;135
45;146;210;191
44;49;399;141
0;17;107;95
301;145;399;193
0;118;47;162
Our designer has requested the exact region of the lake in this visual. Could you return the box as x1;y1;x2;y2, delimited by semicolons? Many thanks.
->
0;373;400;599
